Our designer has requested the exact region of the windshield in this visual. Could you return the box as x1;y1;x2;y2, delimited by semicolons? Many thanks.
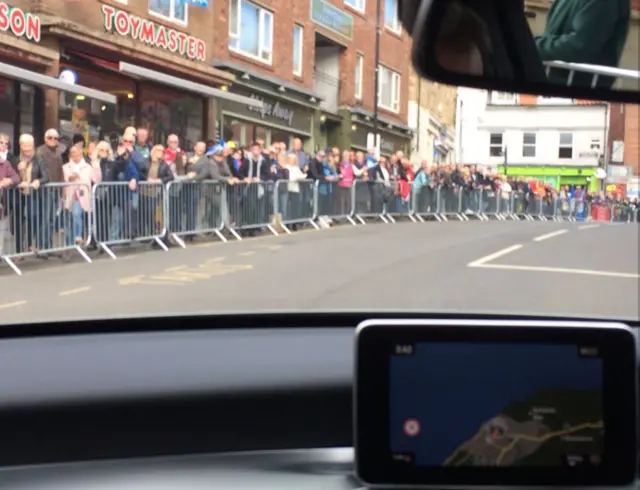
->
0;0;637;324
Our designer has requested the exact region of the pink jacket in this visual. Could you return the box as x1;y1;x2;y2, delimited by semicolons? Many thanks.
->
338;162;354;188
62;161;102;212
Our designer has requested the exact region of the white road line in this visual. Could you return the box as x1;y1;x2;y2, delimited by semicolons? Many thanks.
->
59;286;92;296
467;245;523;267
474;263;639;279
533;230;569;242
0;300;27;310
578;224;600;231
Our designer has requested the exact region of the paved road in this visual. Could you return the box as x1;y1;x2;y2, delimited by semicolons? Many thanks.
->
0;220;638;324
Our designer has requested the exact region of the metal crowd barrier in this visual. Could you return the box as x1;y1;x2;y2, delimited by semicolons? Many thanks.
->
0;182;93;275
1;180;637;275
92;181;168;259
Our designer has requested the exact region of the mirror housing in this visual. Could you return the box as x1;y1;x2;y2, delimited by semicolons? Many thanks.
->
403;0;640;104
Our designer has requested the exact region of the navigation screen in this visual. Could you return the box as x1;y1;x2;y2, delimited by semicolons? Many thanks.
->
389;342;604;468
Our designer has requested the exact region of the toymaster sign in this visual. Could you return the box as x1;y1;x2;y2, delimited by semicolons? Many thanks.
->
101;5;206;61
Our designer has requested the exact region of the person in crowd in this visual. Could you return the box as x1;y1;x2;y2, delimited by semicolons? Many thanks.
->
113;131;142;240
62;133;85;164
90;141;118;244
135;128;152;161
535;0;630;89
36;128;64;252
14;134;49;255
239;142;269;235
284;153;306;229
61;146;101;259
181;141;209;241
336;150;354;216
139;144;173;242
0;133;20;257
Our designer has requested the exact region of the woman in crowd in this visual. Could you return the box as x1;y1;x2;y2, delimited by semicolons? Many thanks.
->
62;146;101;258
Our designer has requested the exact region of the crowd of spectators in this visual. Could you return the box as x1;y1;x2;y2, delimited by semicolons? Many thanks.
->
1;127;637;264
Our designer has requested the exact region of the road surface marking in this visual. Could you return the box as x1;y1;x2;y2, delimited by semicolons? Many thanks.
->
238;251;255;256
119;261;253;287
256;244;283;251
467;245;523;267
578;224;600;231
473;263;639;279
0;300;27;310
59;286;91;296
194;242;224;248
533;229;568;242
119;275;183;286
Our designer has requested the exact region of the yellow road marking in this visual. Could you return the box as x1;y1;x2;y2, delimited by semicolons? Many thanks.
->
119;263;254;287
119;275;184;286
0;300;27;310
238;251;255;256
59;286;91;296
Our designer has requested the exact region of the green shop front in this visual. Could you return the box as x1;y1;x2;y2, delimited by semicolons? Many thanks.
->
212;62;320;151
346;108;413;157
498;166;600;192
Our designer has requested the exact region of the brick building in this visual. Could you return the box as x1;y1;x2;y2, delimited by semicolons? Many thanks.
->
206;0;413;155
407;68;457;165
0;0;268;150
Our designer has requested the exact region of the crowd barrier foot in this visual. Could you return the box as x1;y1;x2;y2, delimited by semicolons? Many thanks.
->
3;256;22;276
76;245;93;263
99;242;118;259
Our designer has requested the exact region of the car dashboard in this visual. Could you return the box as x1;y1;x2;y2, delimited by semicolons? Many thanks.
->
0;313;637;490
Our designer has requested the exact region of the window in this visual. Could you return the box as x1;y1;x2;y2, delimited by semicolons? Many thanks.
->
491;91;516;104
558;132;573;159
345;0;365;12
148;0;187;24
229;0;273;64
590;138;601;151
384;0;401;33
522;132;536;157
354;53;363;100
377;65;400;112
489;133;503;157
292;24;303;76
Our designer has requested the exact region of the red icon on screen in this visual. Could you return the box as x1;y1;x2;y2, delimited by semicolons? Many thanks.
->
403;418;420;437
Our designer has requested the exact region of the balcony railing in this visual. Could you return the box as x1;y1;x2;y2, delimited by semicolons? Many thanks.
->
313;70;340;113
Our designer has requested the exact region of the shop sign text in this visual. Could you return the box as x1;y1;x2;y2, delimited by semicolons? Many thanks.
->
247;94;295;126
310;0;353;40
380;139;395;152
102;5;206;61
0;2;40;42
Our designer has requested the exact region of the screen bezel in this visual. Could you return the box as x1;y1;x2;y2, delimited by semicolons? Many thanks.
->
354;320;638;488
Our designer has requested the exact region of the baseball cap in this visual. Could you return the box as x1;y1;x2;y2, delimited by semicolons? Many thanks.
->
206;144;224;156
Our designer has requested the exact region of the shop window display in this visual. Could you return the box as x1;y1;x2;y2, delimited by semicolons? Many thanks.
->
139;83;203;150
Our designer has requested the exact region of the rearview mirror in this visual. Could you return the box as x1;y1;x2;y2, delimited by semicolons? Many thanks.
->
402;0;640;103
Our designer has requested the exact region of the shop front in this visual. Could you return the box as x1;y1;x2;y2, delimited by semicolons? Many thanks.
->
0;2;117;149
349;115;413;158
498;166;600;192
216;83;316;149
39;4;259;149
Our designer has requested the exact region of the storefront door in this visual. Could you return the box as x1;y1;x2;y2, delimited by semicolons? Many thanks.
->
0;76;43;151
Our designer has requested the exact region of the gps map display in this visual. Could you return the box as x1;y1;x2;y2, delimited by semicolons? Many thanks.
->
389;342;603;468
